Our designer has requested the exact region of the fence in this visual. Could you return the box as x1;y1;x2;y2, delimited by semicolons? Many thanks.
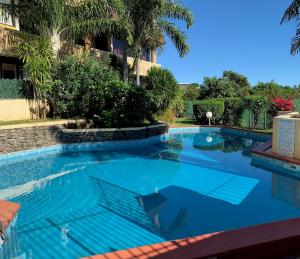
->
0;79;31;99
186;99;300;130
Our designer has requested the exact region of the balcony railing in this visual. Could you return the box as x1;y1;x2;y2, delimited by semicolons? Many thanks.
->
0;28;160;76
0;27;19;57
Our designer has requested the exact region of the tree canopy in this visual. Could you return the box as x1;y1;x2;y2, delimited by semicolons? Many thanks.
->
200;71;250;99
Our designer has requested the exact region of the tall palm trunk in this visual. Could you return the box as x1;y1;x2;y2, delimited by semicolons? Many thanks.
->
136;56;141;86
50;29;60;58
122;40;129;83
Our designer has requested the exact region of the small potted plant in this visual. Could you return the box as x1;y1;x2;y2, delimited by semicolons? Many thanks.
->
271;97;294;116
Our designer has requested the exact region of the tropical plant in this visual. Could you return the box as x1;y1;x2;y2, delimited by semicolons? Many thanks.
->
145;67;180;116
281;0;300;54
17;34;53;99
123;0;194;85
0;0;127;57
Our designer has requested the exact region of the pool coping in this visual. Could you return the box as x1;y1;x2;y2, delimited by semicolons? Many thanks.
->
252;140;300;166
81;217;300;259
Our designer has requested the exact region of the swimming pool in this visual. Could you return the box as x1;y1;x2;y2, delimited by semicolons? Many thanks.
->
1;128;300;258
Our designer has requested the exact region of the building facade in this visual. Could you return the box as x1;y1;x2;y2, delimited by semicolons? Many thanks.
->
0;1;159;79
0;1;160;120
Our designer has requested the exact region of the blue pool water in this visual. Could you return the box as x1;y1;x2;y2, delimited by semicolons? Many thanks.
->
1;130;300;258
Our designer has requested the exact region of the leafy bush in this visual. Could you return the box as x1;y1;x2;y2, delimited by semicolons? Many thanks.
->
48;54;153;127
101;81;152;127
271;97;294;111
223;98;244;126
48;54;119;119
145;67;181;114
193;99;225;124
155;108;177;123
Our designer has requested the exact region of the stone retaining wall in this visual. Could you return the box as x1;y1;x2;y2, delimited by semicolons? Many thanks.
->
0;123;168;154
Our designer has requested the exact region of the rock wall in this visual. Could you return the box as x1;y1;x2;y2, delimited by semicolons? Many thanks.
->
0;124;168;154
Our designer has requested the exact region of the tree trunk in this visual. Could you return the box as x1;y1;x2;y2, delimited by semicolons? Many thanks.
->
122;41;129;83
84;34;93;52
136;56;141;86
50;30;60;58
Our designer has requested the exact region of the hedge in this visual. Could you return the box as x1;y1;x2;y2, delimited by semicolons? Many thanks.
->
193;96;270;128
0;80;31;99
193;99;225;124
223;98;244;126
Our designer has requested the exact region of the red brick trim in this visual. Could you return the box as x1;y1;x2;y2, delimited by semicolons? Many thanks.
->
81;217;300;259
0;200;20;230
252;140;300;166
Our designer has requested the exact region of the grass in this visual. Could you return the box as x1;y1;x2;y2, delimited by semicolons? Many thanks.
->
170;117;198;127
171;117;273;135
0;118;63;126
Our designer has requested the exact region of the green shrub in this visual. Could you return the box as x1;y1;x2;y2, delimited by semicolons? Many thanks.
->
145;67;180;114
101;81;152;127
0;80;31;99
223;98;244;126
48;54;153;128
193;99;225;125
48;54;119;119
155;108;177;123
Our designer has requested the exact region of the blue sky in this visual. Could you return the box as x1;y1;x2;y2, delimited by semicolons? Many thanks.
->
158;0;300;86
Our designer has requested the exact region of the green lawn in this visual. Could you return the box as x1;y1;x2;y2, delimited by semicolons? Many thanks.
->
171;117;273;135
0;118;62;126
170;118;198;127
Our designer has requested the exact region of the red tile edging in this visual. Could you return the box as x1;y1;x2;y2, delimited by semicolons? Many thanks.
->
81;217;300;259
252;140;300;166
0;200;20;230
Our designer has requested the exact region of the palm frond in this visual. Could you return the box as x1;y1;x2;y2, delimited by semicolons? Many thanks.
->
281;0;300;23
291;22;300;54
163;0;194;29
159;20;189;57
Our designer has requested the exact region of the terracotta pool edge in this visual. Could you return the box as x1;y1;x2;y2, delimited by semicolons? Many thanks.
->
81;217;300;259
0;200;20;230
252;139;300;166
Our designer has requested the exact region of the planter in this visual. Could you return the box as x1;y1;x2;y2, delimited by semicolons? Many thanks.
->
277;111;293;116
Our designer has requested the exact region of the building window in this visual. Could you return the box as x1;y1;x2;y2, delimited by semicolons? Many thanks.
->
1;63;17;79
0;57;22;79
141;48;152;62
112;39;124;56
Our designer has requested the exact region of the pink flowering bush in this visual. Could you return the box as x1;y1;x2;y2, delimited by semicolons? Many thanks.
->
272;97;294;111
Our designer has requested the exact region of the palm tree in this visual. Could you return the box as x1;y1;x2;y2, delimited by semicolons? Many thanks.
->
281;0;300;55
123;0;194;85
0;0;127;57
